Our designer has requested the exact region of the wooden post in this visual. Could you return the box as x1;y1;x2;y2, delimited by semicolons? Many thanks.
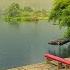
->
44;57;52;70
58;42;61;57
65;65;68;70
57;62;62;70
64;64;70;70
47;58;52;64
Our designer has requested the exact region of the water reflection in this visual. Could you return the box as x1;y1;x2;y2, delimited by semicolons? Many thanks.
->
8;21;19;29
0;20;69;69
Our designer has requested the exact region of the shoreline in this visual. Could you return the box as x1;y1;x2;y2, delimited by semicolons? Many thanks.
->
8;58;70;70
8;62;57;70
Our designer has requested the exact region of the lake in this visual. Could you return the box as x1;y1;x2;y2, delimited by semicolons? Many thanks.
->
0;20;69;69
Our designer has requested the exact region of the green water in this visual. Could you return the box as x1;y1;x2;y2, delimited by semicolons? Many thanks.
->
0;20;69;69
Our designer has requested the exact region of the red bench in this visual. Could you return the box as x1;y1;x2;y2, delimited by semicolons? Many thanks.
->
44;53;70;70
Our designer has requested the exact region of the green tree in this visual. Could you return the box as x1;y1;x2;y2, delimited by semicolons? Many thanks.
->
7;3;21;17
4;3;23;23
49;0;70;37
23;6;33;12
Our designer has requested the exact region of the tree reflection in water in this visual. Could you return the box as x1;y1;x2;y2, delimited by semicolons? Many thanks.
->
7;20;20;30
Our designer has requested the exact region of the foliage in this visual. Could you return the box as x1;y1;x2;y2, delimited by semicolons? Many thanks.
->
23;7;33;12
64;27;70;38
49;0;70;37
6;3;22;17
4;3;23;23
4;3;48;23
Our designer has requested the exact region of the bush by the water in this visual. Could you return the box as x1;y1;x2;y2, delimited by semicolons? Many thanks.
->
49;0;70;37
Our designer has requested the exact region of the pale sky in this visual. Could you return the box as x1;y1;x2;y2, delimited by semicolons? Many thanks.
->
0;0;52;10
